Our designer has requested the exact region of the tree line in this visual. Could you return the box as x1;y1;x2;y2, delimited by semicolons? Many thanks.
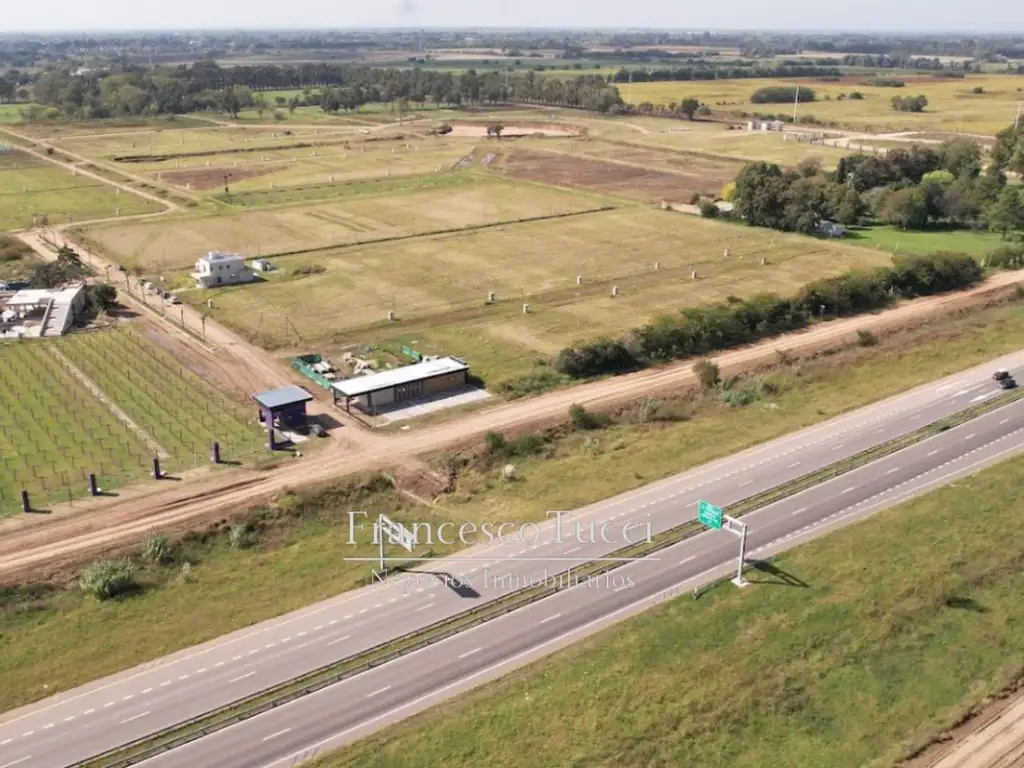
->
553;252;982;379
729;130;1024;239
608;63;841;84
28;61;626;119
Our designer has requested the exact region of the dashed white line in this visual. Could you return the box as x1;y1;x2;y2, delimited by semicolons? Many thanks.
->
564;546;581;555
787;461;801;468
230;672;255;683
539;613;562;625
328;619;339;625
214;661;225;668
0;756;32;768
232;655;242;661
43;723;54;730
831;443;844;450
84;709;95;715
103;702;115;708
964;434;976;441
315;625;324;631
791;507;808;516
21;731;34;737
262;728;291;742
265;643;276;649
414;602;436;613
358;609;368;614
458;647;482;659
739;480;752;487
159;681;171;687
343;614;353;620
1001;419;1010;425
928;450;939;456
63;715;75;722
197;669;207;675
366;686;391;699
841;487;855;494
122;694;134;701
679;555;696;565
326;635;352;647
686;501;697;508
298;631;307;637
0;737;13;745
120;711;150;724
885;467;899;474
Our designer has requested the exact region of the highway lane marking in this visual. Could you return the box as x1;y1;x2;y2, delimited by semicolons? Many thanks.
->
787;461;800;468
791;507;808;516
329;619;339;625
343;614;353;620
458;647;482;659
232;655;242;661
0;737;13;745
0;756;32;768
123;694;134;700
103;702;115;708
564;546;581;555
679;555;696;565
265;643;276;649
885;467;899;474
197;669;207;675
262;728;292;742
366;686;392;699
831;443;843;450
230;672;255;683
539;613;562;625
326;635;352;647
928;450;939;456
739;480;752;487
964;434;976;440
20;731;32;737
43;723;53;729
298;631;308;637
159;681;171;687
359;609;368;614
119;711;150;724
214;661;224;668
686;501;697;508
1002;419;1011;425
141;687;153;693
841;487;854;494
84;709;95;715
63;715;75;722
414;602;437;613
315;625;324;631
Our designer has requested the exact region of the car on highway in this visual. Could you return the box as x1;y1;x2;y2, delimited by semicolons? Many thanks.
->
999;375;1017;390
993;369;1011;381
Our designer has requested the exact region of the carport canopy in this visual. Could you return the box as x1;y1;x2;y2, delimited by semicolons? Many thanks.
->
330;356;468;398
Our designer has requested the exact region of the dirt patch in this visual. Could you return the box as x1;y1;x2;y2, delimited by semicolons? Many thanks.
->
448;121;581;138
157;165;276;190
393;467;454;501
502;149;734;203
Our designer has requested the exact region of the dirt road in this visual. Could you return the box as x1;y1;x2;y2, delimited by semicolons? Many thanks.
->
2;270;1022;585
910;685;1024;768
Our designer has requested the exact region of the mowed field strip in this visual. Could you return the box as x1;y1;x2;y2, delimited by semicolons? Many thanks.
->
195;207;893;356
626;73;1024;134
0;148;160;230
0;328;264;515
77;177;607;270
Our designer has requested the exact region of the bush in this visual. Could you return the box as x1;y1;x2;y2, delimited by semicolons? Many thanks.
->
722;388;758;407
292;263;326;276
987;245;1024;269
693;359;721;390
688;192;702;205
229;522;252;549
698;200;719;218
484;431;507;454
856;329;879;347
891;95;928;113
849;91;865;100
569;403;607;430
860;78;905;87
494;370;565;398
79;559;137;600
751;86;815;104
142;533;175;564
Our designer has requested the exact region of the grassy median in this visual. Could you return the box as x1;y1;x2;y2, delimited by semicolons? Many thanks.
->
313;452;1024;768
2;296;1024;712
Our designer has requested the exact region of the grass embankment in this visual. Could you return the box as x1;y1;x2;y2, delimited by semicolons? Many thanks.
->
850;224;1013;257
313;451;1024;768
3;296;1024;711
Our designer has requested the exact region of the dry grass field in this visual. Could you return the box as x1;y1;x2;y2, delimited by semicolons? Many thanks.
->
195;208;893;377
626;74;1024;134
0;148;160;231
77;177;606;271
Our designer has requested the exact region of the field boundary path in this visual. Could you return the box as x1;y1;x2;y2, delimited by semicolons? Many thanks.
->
0;269;1022;584
910;684;1024;768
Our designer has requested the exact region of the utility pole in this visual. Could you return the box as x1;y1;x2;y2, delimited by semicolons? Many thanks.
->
1016;101;1022;130
793;84;800;124
628;69;633;106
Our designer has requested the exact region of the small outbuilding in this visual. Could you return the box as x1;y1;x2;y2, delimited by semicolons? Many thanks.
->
253;385;314;449
331;356;470;415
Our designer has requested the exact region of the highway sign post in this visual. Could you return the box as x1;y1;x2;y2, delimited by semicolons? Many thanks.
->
696;501;749;588
376;514;417;573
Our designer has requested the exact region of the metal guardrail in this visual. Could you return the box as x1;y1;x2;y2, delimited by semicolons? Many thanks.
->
74;386;1024;767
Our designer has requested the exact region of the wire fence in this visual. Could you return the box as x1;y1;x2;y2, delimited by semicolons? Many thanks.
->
0;327;268;516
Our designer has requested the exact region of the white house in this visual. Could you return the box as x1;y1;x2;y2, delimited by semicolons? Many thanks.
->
191;252;253;289
1;282;86;338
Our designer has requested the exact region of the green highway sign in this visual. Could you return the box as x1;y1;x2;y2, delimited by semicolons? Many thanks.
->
697;500;723;529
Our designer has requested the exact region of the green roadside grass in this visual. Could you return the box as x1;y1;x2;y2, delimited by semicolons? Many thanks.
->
312;450;1024;768
2;297;1024;711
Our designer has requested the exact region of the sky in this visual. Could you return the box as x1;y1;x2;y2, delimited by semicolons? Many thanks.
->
4;0;1024;34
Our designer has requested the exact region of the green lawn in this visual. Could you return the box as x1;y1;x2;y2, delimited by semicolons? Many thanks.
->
313;451;1024;768
0;328;265;516
3;296;1024;710
0;104;34;125
849;224;1013;257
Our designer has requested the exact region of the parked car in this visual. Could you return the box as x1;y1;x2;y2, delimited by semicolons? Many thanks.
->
168;295;181;305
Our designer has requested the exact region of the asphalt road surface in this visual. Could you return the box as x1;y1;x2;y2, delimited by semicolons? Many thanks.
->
1;351;1023;768
142;397;1024;768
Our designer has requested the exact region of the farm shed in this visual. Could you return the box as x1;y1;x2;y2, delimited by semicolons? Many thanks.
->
253;385;314;449
331;356;469;415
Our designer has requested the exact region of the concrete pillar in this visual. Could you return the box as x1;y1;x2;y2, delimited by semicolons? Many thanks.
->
88;474;98;496
611;285;618;297
691;270;698;280
522;303;530;314
576;275;583;285
21;490;30;513
152;457;161;479
487;291;495;303
211;442;221;464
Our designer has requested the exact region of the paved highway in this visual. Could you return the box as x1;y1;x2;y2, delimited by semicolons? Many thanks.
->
0;351;1022;767
140;395;1024;768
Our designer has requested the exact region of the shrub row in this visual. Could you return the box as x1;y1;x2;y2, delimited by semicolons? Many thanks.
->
554;252;982;379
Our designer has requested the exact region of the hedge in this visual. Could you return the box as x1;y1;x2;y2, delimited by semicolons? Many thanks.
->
554;252;982;379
